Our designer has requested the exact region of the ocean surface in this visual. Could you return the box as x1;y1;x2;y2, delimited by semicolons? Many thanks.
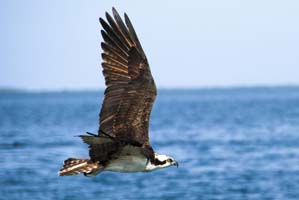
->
1;87;299;200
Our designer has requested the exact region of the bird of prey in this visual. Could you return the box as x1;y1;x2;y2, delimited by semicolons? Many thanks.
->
59;8;178;176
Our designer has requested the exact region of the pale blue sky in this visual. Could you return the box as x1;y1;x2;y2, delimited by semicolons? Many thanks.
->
1;0;299;90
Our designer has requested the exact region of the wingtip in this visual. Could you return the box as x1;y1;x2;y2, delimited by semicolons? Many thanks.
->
99;17;105;25
124;13;131;26
105;11;112;21
112;7;122;21
124;12;129;20
112;7;118;15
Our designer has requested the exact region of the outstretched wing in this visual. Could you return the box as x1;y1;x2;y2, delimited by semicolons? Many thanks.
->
98;8;157;148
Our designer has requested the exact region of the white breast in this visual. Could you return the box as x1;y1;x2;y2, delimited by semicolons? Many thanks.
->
104;155;148;172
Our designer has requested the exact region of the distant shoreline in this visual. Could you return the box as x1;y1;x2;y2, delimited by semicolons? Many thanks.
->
1;85;299;94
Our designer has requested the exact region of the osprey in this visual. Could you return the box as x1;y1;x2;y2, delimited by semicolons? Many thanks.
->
59;8;178;176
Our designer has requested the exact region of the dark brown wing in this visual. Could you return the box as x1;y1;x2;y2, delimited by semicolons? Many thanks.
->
98;8;157;149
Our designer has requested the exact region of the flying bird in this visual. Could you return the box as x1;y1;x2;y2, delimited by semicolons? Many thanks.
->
59;8;178;176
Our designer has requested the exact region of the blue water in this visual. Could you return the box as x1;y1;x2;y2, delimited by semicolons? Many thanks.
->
1;87;299;200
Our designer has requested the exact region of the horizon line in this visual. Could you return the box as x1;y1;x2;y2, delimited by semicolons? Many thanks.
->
1;84;299;93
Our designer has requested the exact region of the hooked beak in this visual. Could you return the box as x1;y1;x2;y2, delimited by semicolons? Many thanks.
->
173;160;179;168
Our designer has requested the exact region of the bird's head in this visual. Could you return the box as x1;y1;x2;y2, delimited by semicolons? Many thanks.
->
145;153;178;171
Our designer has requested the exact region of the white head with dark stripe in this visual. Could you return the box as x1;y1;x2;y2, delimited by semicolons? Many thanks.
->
145;153;178;171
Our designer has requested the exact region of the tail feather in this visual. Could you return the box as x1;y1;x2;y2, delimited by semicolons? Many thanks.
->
59;158;101;176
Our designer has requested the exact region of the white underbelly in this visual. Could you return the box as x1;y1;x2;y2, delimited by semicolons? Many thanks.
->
104;155;148;172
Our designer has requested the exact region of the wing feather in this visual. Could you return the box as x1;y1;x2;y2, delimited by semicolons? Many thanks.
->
98;8;157;149
112;8;134;46
101;43;127;63
100;18;130;51
101;30;129;57
124;13;146;58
